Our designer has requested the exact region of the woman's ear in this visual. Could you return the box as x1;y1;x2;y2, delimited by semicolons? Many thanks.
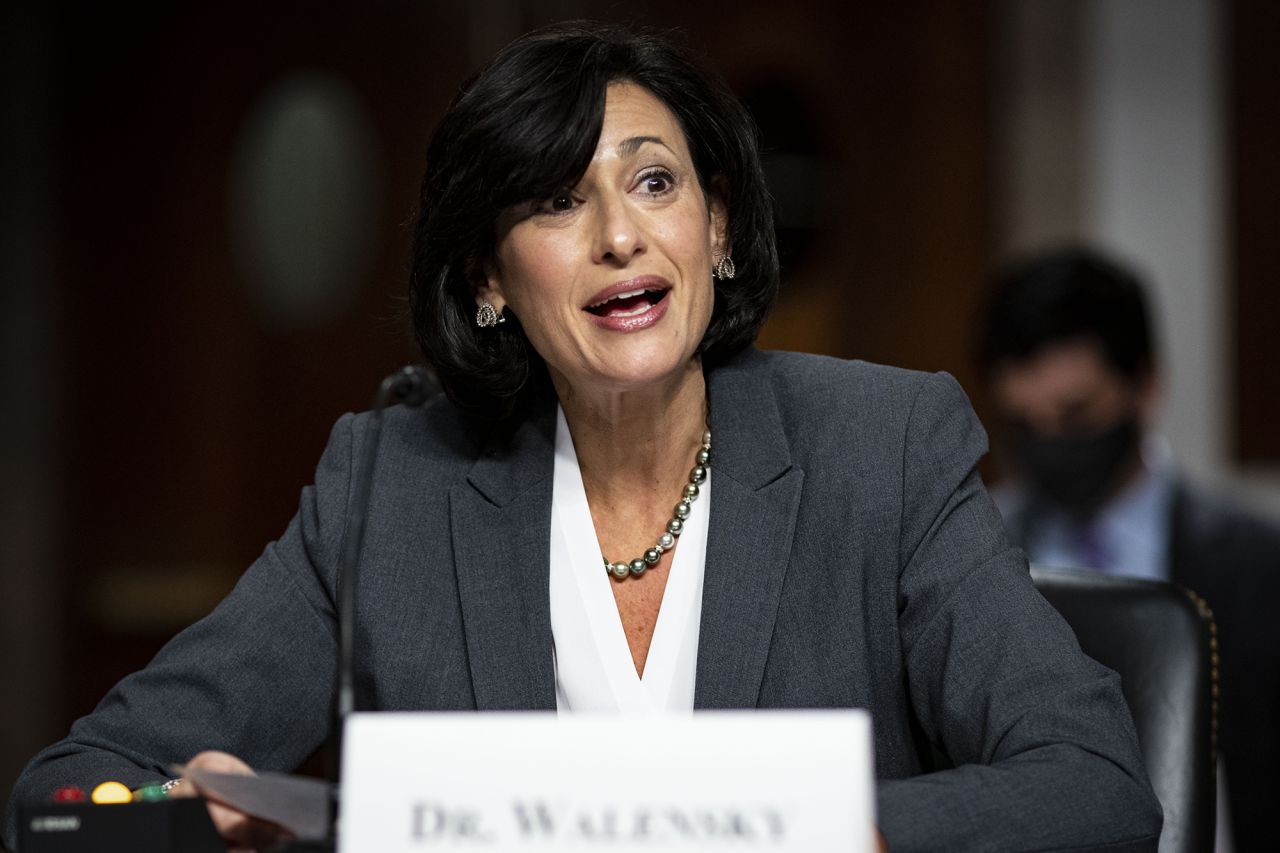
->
706;178;730;259
467;256;506;313
709;196;729;258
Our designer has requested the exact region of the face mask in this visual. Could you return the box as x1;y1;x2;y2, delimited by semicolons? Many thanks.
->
1010;418;1141;519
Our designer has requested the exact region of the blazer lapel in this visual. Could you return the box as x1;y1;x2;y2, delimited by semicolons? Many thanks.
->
695;352;804;708
451;400;557;710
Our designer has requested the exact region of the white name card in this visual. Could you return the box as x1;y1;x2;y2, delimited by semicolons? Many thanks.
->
339;710;874;852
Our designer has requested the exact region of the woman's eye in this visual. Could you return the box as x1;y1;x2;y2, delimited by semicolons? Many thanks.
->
535;192;577;214
638;170;675;195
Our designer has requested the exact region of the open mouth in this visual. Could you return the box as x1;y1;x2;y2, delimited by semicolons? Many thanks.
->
585;287;669;318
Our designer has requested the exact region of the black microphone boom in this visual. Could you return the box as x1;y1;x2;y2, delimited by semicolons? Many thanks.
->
336;366;438;721
326;366;439;828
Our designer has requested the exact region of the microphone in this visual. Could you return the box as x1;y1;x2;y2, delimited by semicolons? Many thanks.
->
325;365;439;832
385;364;437;408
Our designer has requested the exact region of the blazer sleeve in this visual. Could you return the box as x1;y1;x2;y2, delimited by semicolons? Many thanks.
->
3;413;357;849
876;373;1162;851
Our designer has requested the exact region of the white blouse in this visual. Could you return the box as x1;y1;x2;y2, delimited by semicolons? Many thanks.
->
550;405;708;713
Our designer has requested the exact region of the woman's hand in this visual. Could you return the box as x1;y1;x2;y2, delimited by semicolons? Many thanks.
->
168;750;294;852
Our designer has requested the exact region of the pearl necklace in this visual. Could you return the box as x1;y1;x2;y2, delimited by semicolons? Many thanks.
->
603;427;711;580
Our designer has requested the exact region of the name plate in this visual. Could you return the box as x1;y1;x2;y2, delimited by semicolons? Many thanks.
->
339;710;873;852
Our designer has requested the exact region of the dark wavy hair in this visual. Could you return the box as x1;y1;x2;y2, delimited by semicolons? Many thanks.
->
409;21;779;420
978;247;1155;382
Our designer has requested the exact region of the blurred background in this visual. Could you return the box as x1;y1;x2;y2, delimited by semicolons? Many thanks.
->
1;0;1276;807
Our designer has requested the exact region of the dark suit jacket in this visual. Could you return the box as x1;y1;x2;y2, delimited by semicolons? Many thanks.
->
4;349;1161;851
1168;484;1280;850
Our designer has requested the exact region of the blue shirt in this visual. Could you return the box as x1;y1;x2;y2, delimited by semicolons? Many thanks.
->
993;439;1176;581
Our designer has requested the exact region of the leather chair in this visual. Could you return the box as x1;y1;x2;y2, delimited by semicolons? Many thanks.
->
1031;567;1217;853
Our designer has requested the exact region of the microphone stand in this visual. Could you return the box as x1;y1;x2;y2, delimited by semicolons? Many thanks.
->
313;365;438;850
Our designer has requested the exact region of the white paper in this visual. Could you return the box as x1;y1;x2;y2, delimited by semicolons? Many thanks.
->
181;766;331;841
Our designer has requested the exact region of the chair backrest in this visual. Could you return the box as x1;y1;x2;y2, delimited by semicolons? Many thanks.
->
1031;567;1217;853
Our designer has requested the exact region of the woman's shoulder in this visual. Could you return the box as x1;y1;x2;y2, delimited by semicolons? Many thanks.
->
751;348;925;385
333;391;497;475
722;348;970;418
714;348;985;464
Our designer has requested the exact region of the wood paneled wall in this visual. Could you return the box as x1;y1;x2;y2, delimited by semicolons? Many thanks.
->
1230;0;1280;463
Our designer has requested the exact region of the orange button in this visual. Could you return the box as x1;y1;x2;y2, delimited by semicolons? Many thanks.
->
90;781;132;804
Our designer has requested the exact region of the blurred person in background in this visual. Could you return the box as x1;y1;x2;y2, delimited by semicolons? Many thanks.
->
977;246;1280;848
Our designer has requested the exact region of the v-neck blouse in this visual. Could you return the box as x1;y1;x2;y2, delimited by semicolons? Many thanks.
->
549;406;709;713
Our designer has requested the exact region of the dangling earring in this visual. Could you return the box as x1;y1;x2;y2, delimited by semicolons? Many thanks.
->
713;254;736;281
475;302;505;328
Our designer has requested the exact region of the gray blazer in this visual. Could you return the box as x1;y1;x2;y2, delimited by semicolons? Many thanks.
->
5;349;1161;851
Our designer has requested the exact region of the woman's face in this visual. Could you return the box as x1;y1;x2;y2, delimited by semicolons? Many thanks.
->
479;82;726;398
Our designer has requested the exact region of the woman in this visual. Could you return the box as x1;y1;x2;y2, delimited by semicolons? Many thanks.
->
5;22;1160;852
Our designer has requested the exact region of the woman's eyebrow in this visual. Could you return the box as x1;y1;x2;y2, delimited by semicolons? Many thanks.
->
616;135;672;157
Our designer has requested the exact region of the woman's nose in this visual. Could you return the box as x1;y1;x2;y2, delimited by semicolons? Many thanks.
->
592;195;644;265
